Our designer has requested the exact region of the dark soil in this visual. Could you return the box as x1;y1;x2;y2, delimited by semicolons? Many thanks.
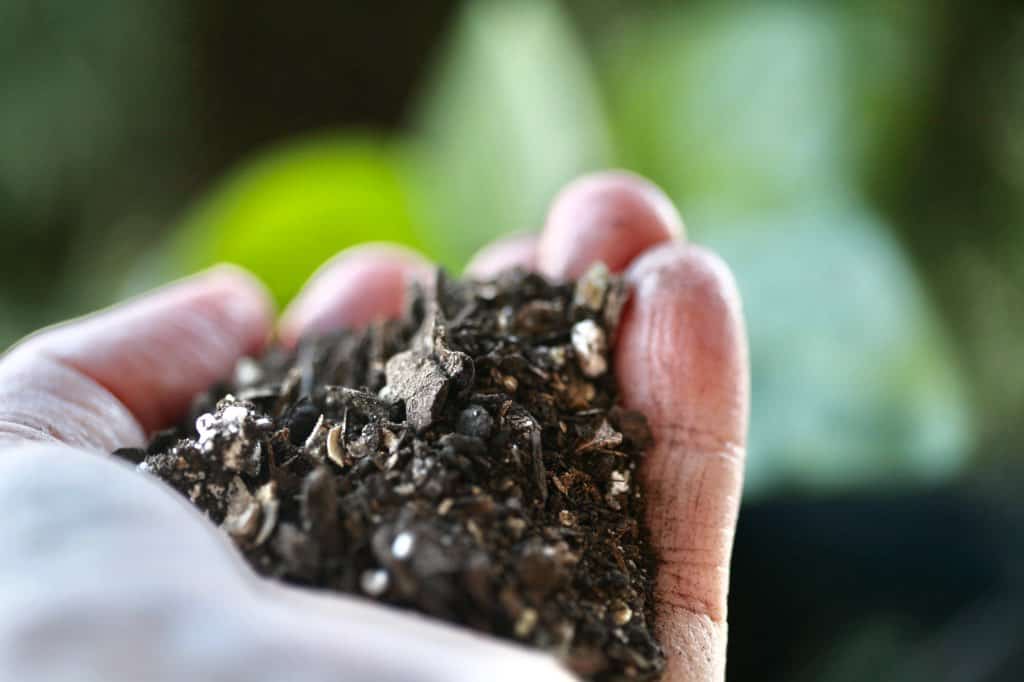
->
115;266;665;680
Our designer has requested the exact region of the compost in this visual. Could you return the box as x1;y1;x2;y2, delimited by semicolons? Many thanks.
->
116;265;665;680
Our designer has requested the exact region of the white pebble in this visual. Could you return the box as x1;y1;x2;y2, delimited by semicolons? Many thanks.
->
360;569;389;596
222;404;249;424
391;531;415;560
195;413;217;444
571;319;608;378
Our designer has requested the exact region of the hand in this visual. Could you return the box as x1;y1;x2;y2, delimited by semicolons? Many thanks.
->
0;171;747;681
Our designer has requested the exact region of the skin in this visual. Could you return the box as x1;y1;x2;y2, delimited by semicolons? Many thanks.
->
0;171;747;681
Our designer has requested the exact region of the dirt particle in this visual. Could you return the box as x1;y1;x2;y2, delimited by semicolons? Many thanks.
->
571;319;609;378
119;267;665;680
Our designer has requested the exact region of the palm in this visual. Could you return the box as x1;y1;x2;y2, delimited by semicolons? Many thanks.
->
0;172;747;682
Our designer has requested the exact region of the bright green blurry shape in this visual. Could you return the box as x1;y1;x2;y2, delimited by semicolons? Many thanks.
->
410;0;612;271
706;204;972;495
603;4;846;218
602;3;930;222
599;2;971;493
174;136;423;306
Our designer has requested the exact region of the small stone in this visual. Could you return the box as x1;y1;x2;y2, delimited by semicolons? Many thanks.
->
609;470;630;495
195;412;217;443
606;470;631;510
382;352;450;431
381;306;473;432
391;531;416;560
514;608;539;638
221;476;261;543
457;404;494;439
501;374;519;394
610;600;633;626
571;319;608;378
221;403;249;424
233;356;263;385
573;262;611;313
506;517;527;540
361;568;389;597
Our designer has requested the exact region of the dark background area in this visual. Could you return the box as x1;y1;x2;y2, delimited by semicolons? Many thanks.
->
2;1;1023;679
189;4;457;176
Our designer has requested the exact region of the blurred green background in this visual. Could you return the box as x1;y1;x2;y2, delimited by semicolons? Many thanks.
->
2;1;1022;679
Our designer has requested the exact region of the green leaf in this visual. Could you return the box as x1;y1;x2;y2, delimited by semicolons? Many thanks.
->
409;0;612;271
596;3;967;493
705;204;973;495
600;3;932;222
171;135;423;306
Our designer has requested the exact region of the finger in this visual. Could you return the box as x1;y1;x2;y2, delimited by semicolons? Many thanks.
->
0;443;575;682
464;232;539;278
0;266;273;449
279;244;432;346
615;243;748;681
538;170;683;280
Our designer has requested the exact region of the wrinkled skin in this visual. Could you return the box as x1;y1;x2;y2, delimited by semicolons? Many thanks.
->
0;172;747;682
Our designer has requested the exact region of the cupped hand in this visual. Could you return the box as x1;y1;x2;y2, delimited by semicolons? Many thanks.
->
0;172;747;682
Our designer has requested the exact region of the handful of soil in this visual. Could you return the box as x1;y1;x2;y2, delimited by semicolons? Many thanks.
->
115;265;666;680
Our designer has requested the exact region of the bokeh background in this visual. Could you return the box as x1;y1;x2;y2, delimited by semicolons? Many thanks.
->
2;1;1023;679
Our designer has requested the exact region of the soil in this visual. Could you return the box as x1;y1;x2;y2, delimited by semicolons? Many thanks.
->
115;265;666;680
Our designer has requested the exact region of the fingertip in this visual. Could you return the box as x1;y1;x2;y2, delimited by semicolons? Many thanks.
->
538;170;684;280
202;263;275;309
627;244;744;332
464;232;539;278
279;243;432;346
620;241;748;452
194;264;277;355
